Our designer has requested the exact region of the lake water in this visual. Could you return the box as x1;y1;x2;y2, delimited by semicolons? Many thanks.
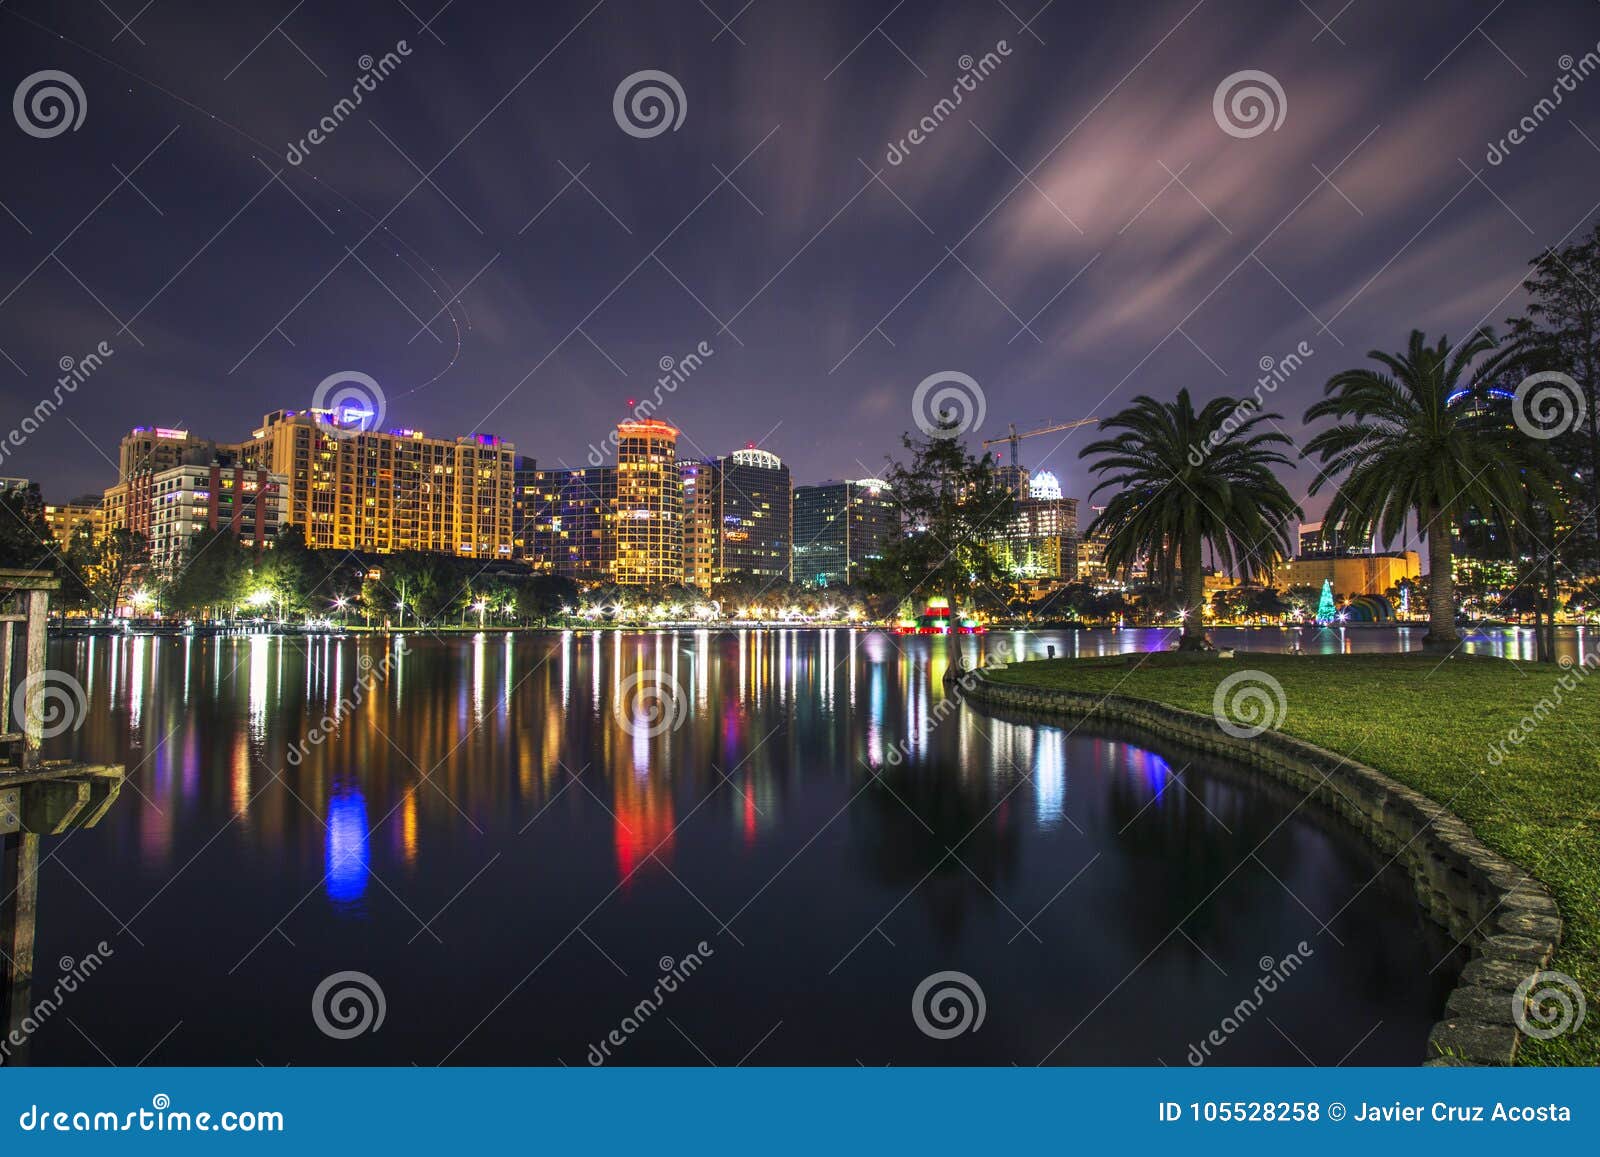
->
5;625;1510;1066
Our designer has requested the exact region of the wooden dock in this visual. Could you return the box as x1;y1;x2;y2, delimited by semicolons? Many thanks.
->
2;570;127;1061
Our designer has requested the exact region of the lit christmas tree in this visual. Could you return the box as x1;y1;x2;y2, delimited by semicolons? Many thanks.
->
1315;579;1337;624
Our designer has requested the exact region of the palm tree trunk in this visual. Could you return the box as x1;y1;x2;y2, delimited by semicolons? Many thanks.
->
1424;521;1458;649
1178;528;1207;650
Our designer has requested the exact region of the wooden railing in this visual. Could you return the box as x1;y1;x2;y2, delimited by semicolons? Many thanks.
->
0;569;55;773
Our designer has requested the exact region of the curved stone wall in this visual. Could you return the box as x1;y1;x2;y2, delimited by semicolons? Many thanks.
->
962;670;1563;1066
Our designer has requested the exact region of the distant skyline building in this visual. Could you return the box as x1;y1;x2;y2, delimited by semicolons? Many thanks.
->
680;446;791;589
994;470;1078;583
42;500;103;548
792;478;897;588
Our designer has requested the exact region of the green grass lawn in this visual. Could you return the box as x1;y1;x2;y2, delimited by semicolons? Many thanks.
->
985;650;1599;1065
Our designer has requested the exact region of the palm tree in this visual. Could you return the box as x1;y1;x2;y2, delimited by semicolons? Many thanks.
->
1303;328;1539;649
1081;389;1301;650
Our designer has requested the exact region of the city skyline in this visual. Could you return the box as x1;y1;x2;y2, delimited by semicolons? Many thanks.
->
5;1;1600;508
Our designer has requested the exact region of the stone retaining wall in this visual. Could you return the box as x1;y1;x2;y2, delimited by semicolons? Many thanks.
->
963;670;1562;1066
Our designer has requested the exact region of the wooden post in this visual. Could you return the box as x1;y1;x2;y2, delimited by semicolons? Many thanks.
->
22;589;47;771
1;831;38;985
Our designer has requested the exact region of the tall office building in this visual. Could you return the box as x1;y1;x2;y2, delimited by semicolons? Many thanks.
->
614;418;683;586
511;455;539;559
144;461;288;571
792;478;897;587
527;466;617;583
680;447;791;589
994;471;1079;582
237;409;516;557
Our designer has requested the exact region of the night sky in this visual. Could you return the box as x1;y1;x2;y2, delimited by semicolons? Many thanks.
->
3;0;1599;511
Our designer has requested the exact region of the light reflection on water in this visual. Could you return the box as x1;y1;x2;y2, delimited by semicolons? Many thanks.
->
17;625;1500;1065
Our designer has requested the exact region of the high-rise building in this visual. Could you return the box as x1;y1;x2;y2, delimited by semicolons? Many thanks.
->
118;426;218;480
680;447;791;589
237;410;516;557
527;466;617;583
994;471;1078;582
143;461;288;572
613;418;682;586
792;478;897;587
511;455;539;559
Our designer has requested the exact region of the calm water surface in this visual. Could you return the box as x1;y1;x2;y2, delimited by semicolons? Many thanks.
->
7;625;1518;1065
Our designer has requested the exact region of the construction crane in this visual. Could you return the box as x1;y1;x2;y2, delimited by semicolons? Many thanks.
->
983;418;1100;469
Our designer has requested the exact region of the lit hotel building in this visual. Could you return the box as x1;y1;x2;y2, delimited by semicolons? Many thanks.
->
792;478;897;587
237;410;516;557
994;471;1078;583
681;446;791;589
43;500;104;548
614;418;683;586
